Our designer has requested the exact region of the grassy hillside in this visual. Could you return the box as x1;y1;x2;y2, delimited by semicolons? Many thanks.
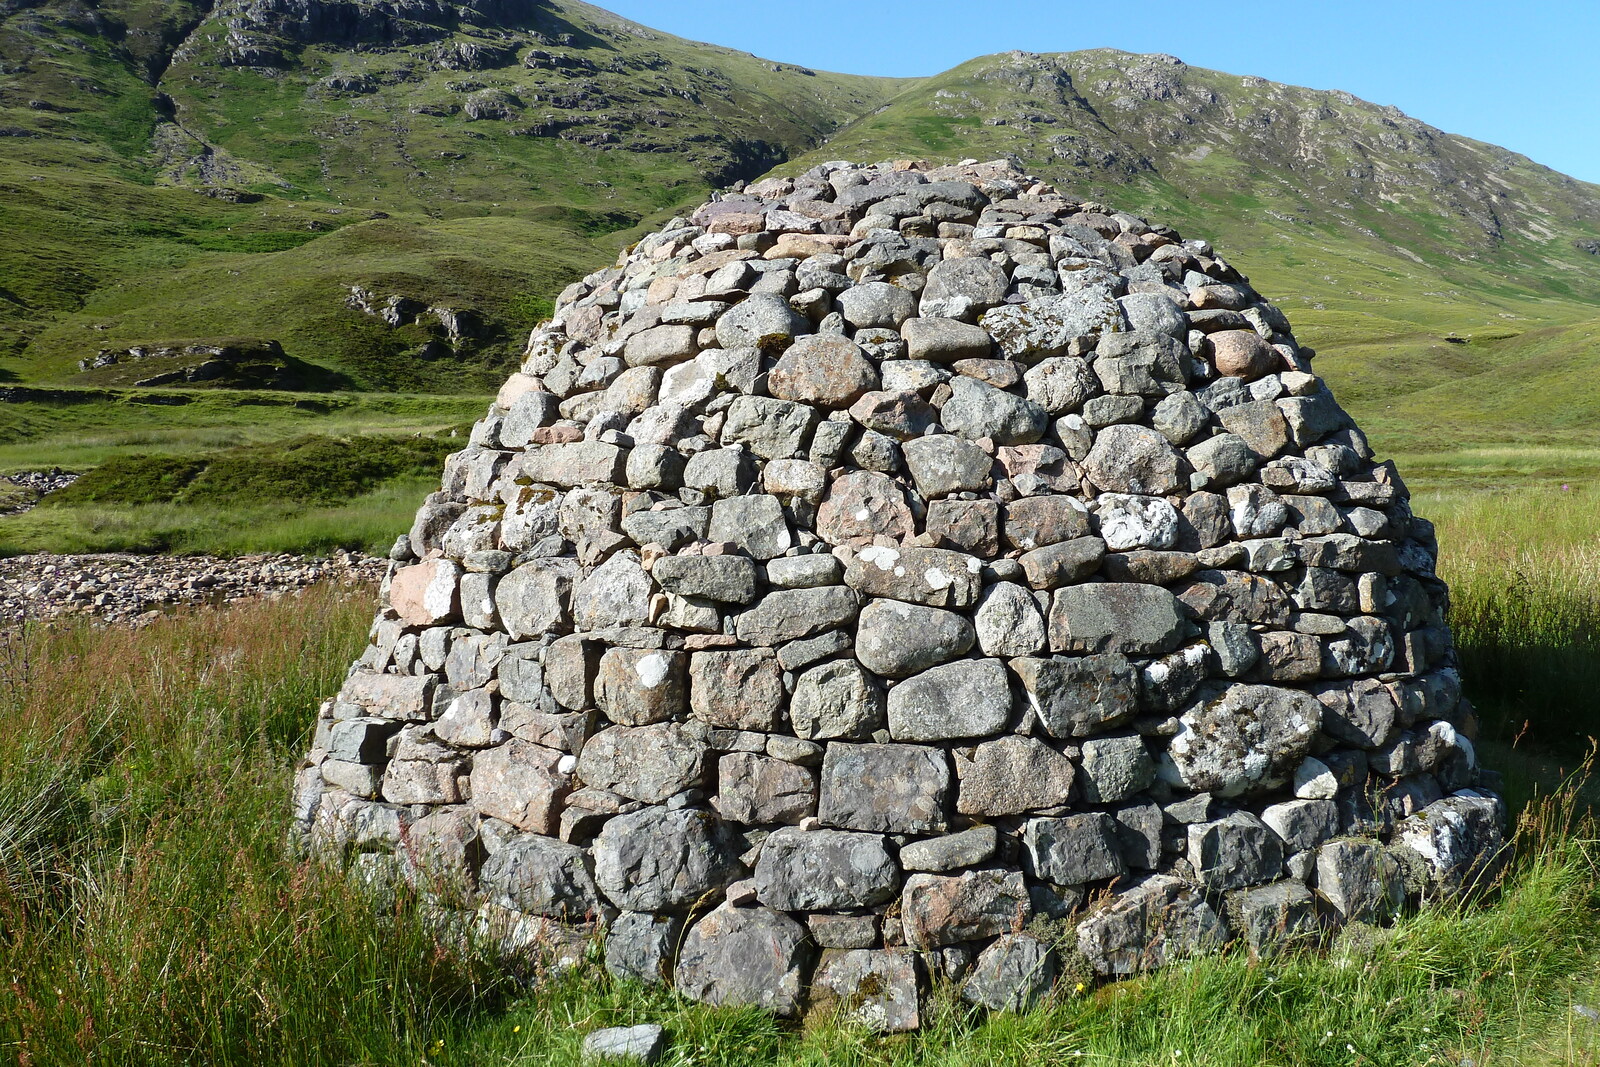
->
0;0;906;386
5;20;1597;398
793;50;1600;308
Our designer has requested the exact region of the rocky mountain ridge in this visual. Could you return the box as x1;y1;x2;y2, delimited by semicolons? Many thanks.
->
803;49;1600;295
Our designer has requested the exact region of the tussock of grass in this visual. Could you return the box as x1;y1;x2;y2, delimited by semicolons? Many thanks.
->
46;453;209;506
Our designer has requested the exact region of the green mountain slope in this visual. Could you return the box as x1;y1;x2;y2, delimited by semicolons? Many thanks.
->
783;49;1600;468
0;0;905;388
798;50;1600;308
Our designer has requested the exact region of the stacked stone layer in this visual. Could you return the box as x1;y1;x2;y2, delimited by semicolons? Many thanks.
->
294;158;1505;1027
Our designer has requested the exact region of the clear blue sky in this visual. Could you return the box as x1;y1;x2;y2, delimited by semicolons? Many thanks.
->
598;0;1600;185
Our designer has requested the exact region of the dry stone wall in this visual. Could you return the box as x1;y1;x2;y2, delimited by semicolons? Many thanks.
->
293;158;1506;1028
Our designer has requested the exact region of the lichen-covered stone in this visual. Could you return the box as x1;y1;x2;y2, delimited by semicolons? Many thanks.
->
941;377;1049;444
1004;494;1093;550
1163;684;1322;797
594;647;686;726
1079;733;1155;803
921;256;1009;321
1024;813;1126;885
899;825;999;872
1187;811;1284;890
844;545;983;609
812;949;924;1032
973;582;1047;657
716;293;808;351
819;742;950;835
1048;583;1187;656
495;559;575;638
900;868;1031;949
962;934;1058;1013
854;599;974;677
1223;880;1319;955
789;659;885;740
886;658;1011;742
573;551;652;630
582;1024;667;1064
470;740;569;834
902;435;994;498
478;834;604;922
675;903;811;1015
689;648;784;731
650;555;759;604
734;586;860;646
716;752;816;825
592;806;742;911
902;316;994;363
1260;798;1339;853
603;912;684;986
1391;790;1506;896
575;723;708;804
954;736;1075;816
816;469;916;544
769;334;879;408
389;559;460;627
1012;653;1138;738
1316;839;1404;923
1075;874;1229;976
982;289;1127;359
753;827;899;910
1084;425;1184;495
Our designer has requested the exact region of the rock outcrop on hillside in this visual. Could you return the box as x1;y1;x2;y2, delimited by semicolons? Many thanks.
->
292;159;1504;1027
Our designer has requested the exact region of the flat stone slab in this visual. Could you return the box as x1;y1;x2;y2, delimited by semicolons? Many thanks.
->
582;1024;666;1063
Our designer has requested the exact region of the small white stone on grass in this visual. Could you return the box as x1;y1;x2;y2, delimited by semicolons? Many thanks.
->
582;1023;666;1063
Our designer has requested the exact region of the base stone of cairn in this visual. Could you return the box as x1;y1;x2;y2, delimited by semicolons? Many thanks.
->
293;158;1507;1027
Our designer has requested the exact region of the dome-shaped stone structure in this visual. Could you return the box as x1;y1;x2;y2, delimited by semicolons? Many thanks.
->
294;158;1506;1028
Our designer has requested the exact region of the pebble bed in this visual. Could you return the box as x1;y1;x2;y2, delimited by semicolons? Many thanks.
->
0;551;383;625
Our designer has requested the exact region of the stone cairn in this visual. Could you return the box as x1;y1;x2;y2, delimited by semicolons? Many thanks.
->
294;158;1507;1030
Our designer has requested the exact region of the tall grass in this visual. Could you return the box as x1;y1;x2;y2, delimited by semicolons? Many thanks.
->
1426;487;1600;754
0;587;511;1066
